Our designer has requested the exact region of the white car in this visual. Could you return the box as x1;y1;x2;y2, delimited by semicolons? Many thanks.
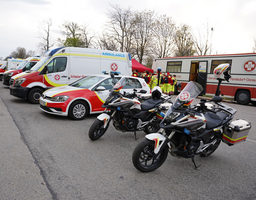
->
39;74;150;120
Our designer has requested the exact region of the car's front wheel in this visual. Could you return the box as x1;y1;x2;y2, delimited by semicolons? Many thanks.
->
68;100;89;120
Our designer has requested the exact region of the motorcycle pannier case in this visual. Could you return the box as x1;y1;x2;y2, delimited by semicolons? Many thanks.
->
222;119;251;145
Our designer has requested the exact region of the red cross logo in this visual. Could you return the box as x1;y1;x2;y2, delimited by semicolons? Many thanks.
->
179;91;190;101
110;63;118;71
244;60;256;72
54;74;60;81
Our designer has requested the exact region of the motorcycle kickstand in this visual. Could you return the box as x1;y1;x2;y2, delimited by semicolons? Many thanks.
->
134;131;139;140
191;157;201;170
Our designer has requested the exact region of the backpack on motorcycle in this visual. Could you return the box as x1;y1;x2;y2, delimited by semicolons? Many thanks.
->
222;119;251;146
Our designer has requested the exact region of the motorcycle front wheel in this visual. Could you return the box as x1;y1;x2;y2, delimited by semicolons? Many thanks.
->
132;139;169;172
88;119;109;140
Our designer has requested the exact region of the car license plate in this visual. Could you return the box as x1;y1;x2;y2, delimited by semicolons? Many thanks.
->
39;99;46;106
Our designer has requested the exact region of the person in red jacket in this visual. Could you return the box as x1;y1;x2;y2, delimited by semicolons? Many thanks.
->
132;69;139;77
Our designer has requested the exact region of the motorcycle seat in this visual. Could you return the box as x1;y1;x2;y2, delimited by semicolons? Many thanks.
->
216;111;229;120
141;99;163;111
204;112;223;129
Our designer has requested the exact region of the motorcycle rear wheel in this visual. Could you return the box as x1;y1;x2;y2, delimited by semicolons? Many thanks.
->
200;137;221;157
88;119;109;140
132;139;169;172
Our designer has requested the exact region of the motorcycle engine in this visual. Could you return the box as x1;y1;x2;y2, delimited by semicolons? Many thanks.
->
113;116;138;132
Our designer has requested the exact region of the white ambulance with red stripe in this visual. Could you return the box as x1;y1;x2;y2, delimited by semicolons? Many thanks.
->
10;47;132;103
152;53;256;105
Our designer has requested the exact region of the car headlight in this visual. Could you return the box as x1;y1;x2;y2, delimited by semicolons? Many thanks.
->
8;73;14;76
14;78;26;86
50;95;69;102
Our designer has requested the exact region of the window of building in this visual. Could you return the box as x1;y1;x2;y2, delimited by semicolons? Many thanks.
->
166;61;182;72
210;60;232;73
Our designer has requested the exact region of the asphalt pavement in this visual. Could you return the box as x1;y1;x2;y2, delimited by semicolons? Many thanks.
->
0;98;52;199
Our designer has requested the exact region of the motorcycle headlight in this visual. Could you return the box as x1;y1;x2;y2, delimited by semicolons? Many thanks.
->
50;95;69;102
14;78;26;87
166;112;180;121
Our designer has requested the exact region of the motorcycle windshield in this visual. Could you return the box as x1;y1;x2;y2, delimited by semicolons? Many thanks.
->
173;81;203;109
112;77;126;92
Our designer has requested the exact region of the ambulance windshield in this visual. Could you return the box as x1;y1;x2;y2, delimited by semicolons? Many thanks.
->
0;63;6;69
16;60;28;69
30;56;51;72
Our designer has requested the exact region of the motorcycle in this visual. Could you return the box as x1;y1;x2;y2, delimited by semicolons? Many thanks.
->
132;64;251;172
88;75;172;141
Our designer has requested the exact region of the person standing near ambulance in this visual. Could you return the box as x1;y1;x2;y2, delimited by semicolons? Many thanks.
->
148;72;157;90
132;69;139;77
170;74;176;95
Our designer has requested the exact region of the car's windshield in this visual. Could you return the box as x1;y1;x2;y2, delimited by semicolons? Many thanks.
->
16;60;28;69
70;76;105;89
30;56;51;71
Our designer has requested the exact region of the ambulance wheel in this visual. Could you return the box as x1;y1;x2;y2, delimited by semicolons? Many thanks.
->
68;100;89;120
236;90;250;105
28;88;43;104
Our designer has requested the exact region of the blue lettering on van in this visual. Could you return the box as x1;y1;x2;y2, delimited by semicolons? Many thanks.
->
102;52;125;58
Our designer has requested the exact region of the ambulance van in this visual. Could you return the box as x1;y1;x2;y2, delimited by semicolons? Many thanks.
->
0;58;23;81
0;60;7;67
3;57;40;86
10;47;132;103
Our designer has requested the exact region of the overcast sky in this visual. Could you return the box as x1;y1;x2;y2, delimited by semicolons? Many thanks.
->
0;0;256;59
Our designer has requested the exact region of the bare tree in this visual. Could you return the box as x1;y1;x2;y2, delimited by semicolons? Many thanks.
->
80;25;95;48
174;24;195;56
150;15;175;58
26;50;36;57
97;33;118;51
37;18;54;55
193;24;212;55
133;10;155;63
10;47;27;58
106;4;135;53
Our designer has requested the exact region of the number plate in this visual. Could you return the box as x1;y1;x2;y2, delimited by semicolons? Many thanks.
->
39;99;46;106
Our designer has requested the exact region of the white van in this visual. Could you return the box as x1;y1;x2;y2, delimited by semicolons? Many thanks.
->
7;58;23;70
10;47;132;103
